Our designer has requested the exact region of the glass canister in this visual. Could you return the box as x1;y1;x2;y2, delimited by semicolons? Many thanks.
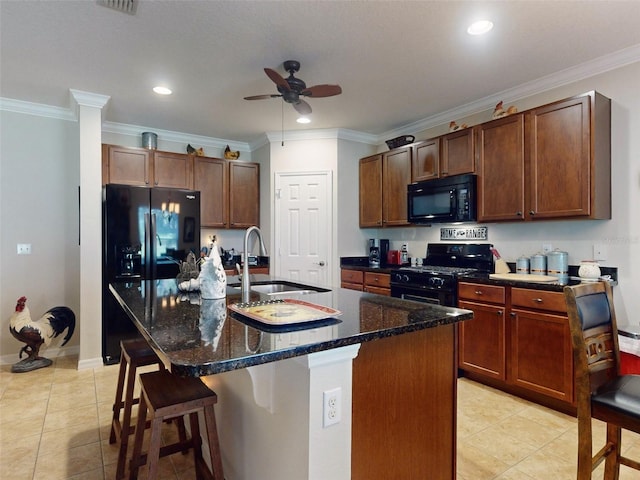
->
530;253;547;275
516;255;530;274
546;249;568;282
578;260;601;281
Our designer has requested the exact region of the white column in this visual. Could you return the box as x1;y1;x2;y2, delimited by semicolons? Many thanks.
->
70;89;110;369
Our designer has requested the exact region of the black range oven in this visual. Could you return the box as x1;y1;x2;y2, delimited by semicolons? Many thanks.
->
390;243;493;307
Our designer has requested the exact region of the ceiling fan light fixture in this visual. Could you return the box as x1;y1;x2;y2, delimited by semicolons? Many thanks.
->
467;20;494;35
153;86;172;95
296;116;311;124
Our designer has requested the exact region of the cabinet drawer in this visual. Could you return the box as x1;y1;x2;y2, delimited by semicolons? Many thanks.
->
341;269;364;284
364;285;391;296
364;272;391;288
458;283;505;304
511;288;567;313
341;282;364;292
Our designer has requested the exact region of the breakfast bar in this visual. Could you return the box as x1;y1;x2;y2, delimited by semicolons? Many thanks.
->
110;275;473;480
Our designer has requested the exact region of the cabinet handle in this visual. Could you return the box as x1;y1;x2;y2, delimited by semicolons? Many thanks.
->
529;210;535;215
496;311;503;316
474;290;483;295
510;312;516;317
516;211;522;216
533;298;543;303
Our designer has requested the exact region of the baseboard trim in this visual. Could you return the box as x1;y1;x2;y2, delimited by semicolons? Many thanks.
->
0;345;83;367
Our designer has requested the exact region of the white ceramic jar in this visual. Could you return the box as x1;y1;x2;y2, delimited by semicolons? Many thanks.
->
578;260;601;280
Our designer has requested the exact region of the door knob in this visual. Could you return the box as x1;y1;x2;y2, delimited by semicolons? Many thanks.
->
315;261;326;266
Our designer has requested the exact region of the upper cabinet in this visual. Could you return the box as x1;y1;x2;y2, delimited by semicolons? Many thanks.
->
359;154;383;227
103;144;260;229
526;91;610;220
153;151;193;189
102;145;193;189
102;145;151;186
228;161;260;228
192;157;260;229
411;138;440;182
193;157;227;228
359;148;411;228
476;114;526;222
477;91;611;222
440;127;476;177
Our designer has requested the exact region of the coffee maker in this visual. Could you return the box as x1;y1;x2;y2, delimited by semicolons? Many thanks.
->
368;239;389;267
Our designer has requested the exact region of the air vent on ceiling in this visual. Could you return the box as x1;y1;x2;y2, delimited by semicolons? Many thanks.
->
97;0;138;15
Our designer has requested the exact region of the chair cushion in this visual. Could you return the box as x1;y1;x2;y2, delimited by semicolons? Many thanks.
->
577;292;611;330
593;375;640;417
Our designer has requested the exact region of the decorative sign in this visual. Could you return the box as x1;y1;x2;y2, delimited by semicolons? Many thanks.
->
440;226;488;241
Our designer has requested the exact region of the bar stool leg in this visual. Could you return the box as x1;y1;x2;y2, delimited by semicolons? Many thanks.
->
128;393;148;480
145;415;164;480
203;404;225;480
109;354;128;444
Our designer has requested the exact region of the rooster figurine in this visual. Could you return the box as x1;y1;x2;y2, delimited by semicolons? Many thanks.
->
224;145;240;160
8;296;75;372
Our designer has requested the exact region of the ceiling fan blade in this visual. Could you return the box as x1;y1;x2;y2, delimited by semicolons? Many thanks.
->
293;99;312;115
244;94;281;100
301;84;342;98
264;68;290;91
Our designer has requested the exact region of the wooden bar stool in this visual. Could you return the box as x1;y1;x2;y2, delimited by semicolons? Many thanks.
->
109;338;172;480
128;370;224;480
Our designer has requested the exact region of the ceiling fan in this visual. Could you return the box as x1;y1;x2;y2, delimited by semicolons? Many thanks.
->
244;60;342;115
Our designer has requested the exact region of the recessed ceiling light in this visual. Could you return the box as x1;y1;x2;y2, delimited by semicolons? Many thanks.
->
153;86;172;95
467;20;493;35
297;116;311;124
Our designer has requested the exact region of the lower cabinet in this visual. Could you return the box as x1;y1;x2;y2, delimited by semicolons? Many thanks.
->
341;269;364;291
458;282;574;410
340;269;391;296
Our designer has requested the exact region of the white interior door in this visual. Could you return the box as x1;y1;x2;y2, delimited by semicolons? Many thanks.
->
274;172;332;286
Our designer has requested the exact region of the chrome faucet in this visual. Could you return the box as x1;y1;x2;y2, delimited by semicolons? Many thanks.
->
241;226;268;302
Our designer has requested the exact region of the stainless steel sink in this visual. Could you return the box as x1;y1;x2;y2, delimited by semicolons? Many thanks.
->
229;281;330;296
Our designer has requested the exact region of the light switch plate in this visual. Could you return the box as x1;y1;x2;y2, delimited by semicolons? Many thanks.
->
17;243;31;255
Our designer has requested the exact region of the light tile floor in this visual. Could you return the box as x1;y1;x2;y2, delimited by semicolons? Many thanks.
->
1;354;639;479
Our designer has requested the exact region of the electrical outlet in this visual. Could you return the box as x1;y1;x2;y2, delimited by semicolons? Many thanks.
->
323;387;342;428
542;243;553;254
17;243;31;255
593;244;608;261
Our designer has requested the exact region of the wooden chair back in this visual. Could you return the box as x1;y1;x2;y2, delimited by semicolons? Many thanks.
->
565;281;620;399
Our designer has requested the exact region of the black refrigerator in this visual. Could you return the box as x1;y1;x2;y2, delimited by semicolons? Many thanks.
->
102;184;200;364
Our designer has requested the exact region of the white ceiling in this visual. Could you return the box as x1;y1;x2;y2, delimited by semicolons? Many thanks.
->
2;1;640;146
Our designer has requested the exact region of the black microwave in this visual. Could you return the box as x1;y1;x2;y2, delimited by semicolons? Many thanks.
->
407;174;477;224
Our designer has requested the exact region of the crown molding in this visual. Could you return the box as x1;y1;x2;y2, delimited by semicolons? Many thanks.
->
379;44;640;142
101;121;250;152
264;128;378;145
0;97;76;122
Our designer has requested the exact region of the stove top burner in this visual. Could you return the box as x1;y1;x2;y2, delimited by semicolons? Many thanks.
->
399;265;478;275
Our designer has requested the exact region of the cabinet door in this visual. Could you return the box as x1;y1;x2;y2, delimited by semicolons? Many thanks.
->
477;115;526;222
359;154;383;227
441;128;475;177
194;157;227;228
103;145;151;186
382;148;411;226
509;309;573;403
458;300;506;380
527;95;591;219
153;151;193;188
411;139;439;182
229;162;259;228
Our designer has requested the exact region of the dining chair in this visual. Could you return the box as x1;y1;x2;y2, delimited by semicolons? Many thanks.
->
564;281;640;479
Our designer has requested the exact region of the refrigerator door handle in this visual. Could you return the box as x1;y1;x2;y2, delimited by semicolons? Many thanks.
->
150;213;158;279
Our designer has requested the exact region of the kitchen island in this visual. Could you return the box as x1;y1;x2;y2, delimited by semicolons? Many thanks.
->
110;275;473;480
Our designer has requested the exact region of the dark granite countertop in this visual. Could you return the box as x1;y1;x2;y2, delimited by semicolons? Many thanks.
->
110;275;473;377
